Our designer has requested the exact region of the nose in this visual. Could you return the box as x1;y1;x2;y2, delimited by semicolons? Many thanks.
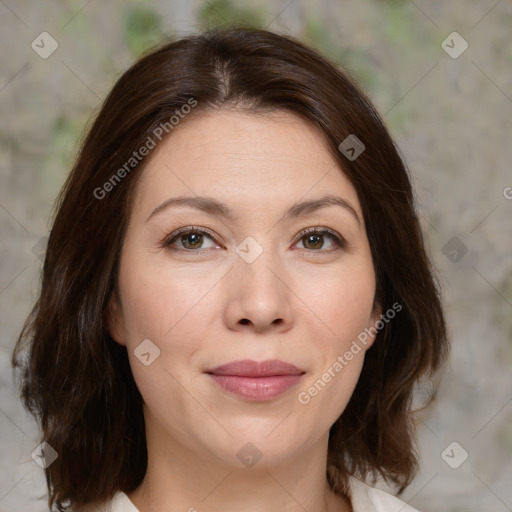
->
223;245;294;334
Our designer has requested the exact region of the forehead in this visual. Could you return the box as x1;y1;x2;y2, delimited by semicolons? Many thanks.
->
132;109;362;220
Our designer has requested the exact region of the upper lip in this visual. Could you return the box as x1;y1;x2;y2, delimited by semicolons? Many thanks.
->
205;359;305;377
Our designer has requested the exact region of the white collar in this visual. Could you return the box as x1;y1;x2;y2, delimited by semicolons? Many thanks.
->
106;476;421;512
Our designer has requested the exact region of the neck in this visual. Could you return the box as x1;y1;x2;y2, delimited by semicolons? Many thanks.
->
127;416;352;512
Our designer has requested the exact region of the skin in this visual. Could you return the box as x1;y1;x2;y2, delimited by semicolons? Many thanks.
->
108;108;382;512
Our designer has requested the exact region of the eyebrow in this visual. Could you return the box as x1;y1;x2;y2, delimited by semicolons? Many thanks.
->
146;194;361;225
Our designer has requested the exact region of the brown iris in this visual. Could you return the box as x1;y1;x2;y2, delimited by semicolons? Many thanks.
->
302;233;324;250
180;232;204;249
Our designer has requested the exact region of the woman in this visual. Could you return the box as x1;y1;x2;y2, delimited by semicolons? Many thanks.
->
13;26;449;512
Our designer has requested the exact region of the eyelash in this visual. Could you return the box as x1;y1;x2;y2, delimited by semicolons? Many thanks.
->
161;225;347;254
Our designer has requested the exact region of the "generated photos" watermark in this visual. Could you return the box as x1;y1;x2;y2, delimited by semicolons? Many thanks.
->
298;301;402;405
93;97;198;200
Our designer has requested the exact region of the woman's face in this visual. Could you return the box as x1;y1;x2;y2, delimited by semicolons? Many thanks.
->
109;108;381;469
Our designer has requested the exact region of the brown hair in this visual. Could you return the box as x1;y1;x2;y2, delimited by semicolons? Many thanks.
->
12;25;449;511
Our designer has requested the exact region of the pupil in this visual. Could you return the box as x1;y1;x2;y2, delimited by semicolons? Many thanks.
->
306;234;322;249
183;232;202;248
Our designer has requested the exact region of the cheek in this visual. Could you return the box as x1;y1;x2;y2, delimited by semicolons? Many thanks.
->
118;263;209;426
297;353;364;437
118;254;219;343
294;262;375;421
294;261;376;347
117;253;218;401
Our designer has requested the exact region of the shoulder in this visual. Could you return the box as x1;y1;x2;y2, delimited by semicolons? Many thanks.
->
348;476;421;512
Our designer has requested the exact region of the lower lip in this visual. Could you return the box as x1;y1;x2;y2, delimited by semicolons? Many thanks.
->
207;374;303;401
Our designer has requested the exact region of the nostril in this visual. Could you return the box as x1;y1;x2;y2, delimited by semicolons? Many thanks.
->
240;319;250;325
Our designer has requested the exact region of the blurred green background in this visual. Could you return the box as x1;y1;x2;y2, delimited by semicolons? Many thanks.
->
1;1;511;511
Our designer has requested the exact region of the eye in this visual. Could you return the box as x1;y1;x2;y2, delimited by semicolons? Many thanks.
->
293;227;346;252
162;226;220;252
162;226;347;254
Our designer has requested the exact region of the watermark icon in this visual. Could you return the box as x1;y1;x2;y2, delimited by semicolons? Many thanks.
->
339;134;365;161
441;441;469;469
442;236;468;263
32;236;48;261
236;442;262;468
93;97;198;200
31;442;58;469
441;32;468;59
298;302;402;405
134;338;161;366
31;32;58;59
235;236;264;263
504;186;512;200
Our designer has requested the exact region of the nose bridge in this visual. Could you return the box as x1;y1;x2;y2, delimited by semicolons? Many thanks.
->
234;233;284;287
225;232;292;330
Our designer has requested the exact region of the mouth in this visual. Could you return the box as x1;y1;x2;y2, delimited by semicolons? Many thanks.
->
204;359;305;401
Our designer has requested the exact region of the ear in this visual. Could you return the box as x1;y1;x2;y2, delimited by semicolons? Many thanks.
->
106;291;127;346
364;300;383;350
370;300;383;325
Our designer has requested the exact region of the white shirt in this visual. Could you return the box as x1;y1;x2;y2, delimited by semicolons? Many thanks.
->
97;476;420;512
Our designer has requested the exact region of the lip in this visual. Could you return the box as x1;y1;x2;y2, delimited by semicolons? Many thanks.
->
205;359;305;401
206;359;304;377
